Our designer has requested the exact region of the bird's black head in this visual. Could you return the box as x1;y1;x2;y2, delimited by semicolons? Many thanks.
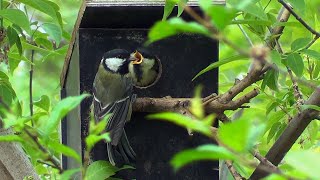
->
102;49;130;75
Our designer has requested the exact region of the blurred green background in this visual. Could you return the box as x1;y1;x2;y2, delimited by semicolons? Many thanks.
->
10;0;81;114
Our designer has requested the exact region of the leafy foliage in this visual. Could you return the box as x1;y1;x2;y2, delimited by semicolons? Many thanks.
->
0;0;319;179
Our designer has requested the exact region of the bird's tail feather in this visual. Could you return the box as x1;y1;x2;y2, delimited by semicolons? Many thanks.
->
118;141;130;164
107;130;136;166
107;142;115;166
121;130;136;159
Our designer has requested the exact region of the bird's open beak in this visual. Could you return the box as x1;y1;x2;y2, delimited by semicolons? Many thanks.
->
129;51;144;64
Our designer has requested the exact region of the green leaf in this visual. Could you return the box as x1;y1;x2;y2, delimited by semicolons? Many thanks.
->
15;35;22;56
163;0;176;20
229;0;267;20
0;9;31;34
42;94;89;138
60;168;80;180
147;17;210;44
291;38;311;51
147;112;212;137
265;111;286;132
0;80;16;106
192;55;247;81
16;0;62;27
264;174;287;180
7;26;17;47
0;71;9;80
301;49;320;60
6;26;22;56
0;135;23;142
231;19;272;26
287;0;305;14
90;114;111;135
171;144;235;171
269;50;282;67
274;123;286;141
177;0;188;17
42;23;62;46
62;29;72;40
261;68;279;91
8;52;32;64
35;37;53;50
190;86;204;119
199;0;236;30
286;151;320;179
33;95;50;112
301;104;320;111
314;60;320;78
228;0;261;10
286;53;304;77
267;122;281;143
218;118;251;152
86;133;111;151
247;124;265;148
244;4;268;20
48;141;81;163
85;161;133;180
43;0;60;11
8;57;20;74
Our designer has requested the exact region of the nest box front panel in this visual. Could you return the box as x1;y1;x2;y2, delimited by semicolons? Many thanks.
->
79;28;218;179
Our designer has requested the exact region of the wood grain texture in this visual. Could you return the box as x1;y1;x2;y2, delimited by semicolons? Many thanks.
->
0;128;39;180
86;0;225;6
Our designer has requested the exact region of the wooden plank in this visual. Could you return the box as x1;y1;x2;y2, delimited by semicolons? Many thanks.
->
60;1;86;88
0;128;40;180
86;0;225;6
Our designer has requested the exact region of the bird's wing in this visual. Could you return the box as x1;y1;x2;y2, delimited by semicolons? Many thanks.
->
92;83;132;146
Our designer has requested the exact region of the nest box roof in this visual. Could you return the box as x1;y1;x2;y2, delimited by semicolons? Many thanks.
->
60;0;226;88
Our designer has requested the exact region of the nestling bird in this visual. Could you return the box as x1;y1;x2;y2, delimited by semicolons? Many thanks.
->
128;48;162;88
92;48;161;166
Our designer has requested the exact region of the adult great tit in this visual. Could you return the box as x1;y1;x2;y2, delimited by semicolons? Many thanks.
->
92;48;161;166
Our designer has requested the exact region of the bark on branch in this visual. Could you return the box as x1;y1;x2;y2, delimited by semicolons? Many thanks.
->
133;89;259;114
250;87;320;179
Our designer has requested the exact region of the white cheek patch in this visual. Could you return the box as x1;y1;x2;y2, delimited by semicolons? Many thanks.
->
104;58;125;72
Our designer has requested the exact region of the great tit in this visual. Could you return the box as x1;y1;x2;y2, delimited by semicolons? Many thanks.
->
128;48;162;88
92;49;137;166
92;48;161;166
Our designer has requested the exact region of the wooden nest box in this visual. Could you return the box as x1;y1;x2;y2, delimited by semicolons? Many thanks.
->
60;0;225;179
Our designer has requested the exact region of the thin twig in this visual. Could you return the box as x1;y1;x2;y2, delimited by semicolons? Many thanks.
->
225;161;245;180
264;0;272;10
24;128;63;173
235;18;253;47
305;35;320;49
250;87;320;179
37;160;58;169
278;0;320;37
184;6;250;57
267;5;305;112
0;0;3;28
29;49;34;126
250;149;280;173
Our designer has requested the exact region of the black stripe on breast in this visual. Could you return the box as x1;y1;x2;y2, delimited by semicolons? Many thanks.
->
133;64;143;82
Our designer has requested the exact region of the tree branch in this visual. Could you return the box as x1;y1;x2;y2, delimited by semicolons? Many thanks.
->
278;0;320;37
24;129;63;173
250;87;320;179
225;160;245;180
133;89;259;115
29;49;35;126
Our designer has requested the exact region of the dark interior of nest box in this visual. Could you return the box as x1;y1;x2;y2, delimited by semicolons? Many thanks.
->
62;5;219;179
